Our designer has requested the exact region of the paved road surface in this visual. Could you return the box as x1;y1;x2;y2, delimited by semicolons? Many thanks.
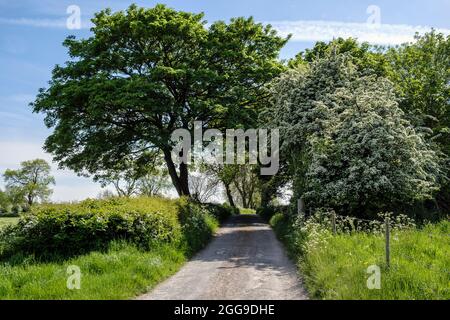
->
138;214;308;300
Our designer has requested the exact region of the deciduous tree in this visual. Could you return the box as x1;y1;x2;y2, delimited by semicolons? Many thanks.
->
32;4;287;197
3;159;55;206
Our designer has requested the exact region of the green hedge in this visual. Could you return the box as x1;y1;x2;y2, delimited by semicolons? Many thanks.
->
0;197;234;259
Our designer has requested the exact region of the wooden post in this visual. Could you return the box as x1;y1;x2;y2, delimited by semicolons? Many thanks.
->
385;217;390;269
332;212;336;235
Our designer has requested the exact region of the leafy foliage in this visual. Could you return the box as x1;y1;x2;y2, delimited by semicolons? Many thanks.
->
94;152;170;197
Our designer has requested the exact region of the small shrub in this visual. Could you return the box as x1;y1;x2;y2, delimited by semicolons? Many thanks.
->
270;208;450;299
11;204;23;215
1;204;13;215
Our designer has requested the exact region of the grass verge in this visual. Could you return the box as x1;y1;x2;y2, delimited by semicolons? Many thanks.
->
0;242;185;299
270;213;450;300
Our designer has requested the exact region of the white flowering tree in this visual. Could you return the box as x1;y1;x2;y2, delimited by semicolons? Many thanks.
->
268;54;442;217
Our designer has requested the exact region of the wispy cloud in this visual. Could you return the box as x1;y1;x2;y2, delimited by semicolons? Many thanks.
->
267;20;450;45
0;111;31;122
1;14;449;46
4;94;35;103
0;17;66;28
0;17;92;29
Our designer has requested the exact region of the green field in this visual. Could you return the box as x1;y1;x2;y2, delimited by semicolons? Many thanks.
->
270;215;450;300
0;217;19;229
239;208;256;215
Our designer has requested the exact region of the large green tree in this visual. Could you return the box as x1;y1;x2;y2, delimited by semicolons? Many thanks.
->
385;32;450;212
32;4;287;197
3;159;55;206
386;32;449;145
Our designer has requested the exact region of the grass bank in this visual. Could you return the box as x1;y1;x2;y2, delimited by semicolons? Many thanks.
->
269;213;450;299
0;242;185;299
0;197;234;299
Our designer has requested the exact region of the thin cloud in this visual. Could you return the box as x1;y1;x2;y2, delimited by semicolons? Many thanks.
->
1;15;448;45
267;20;450;45
4;94;35;103
0;17;92;29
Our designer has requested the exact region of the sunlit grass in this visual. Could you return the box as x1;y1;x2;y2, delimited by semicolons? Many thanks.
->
0;242;185;299
239;208;256;215
271;216;450;300
0;217;19;229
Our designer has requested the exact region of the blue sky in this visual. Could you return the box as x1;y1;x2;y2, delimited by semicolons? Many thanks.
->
0;0;449;201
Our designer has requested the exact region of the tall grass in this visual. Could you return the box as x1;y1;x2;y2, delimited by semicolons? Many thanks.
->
0;242;185;299
270;213;450;300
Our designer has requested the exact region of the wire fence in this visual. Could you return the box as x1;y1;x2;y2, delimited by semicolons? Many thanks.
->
296;208;447;273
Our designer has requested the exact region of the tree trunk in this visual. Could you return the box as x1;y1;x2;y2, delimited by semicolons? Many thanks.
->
27;194;33;206
179;162;190;196
163;148;190;197
224;184;236;207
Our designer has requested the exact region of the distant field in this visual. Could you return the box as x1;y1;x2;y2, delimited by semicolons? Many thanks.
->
239;208;256;215
0;217;19;229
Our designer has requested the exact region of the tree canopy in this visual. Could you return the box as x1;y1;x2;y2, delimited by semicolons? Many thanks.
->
32;4;288;197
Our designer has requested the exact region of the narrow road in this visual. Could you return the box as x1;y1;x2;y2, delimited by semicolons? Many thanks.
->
138;214;308;300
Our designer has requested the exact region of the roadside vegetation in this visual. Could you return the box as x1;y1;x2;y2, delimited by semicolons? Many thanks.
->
0;197;235;299
259;31;449;300
269;212;449;299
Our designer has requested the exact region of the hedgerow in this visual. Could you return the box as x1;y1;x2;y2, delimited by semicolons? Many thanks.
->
0;197;232;259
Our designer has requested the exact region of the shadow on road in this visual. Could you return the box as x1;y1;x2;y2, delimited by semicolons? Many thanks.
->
191;214;295;275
